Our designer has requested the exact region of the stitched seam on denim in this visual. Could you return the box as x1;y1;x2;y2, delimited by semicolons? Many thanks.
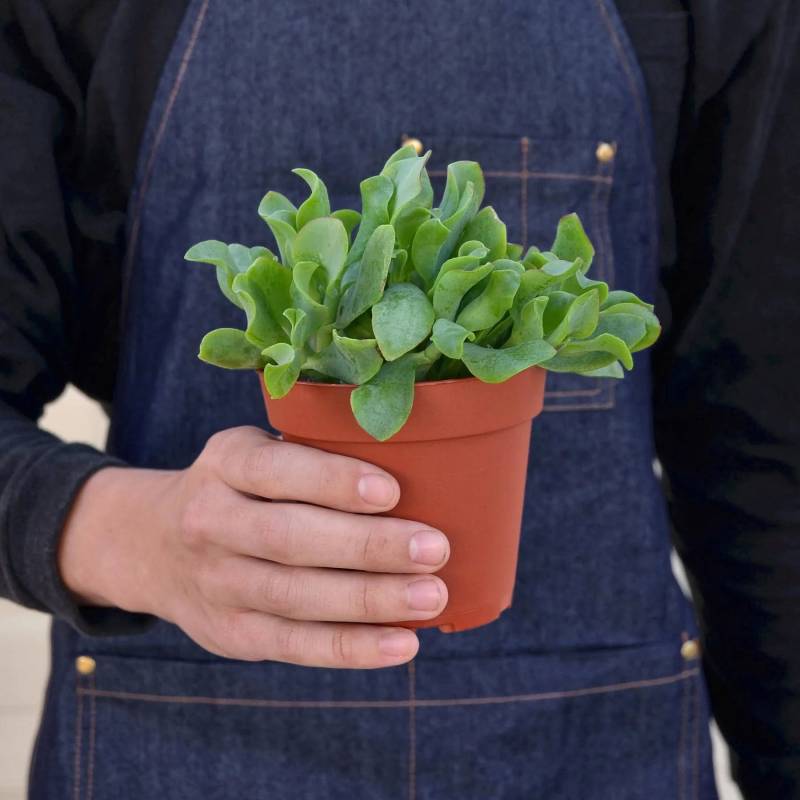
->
678;658;689;800
87;675;96;800
428;168;611;184
520;137;530;248
119;0;211;326
545;388;603;398
77;667;698;709
408;660;416;800
594;0;656;295
692;675;700;800
73;679;83;800
543;400;616;412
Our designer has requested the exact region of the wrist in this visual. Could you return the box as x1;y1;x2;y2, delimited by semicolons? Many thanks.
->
58;466;181;618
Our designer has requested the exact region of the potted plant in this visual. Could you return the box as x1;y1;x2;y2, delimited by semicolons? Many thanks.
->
186;145;660;632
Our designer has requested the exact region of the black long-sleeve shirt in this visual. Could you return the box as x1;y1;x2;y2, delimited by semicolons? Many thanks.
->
1;1;799;795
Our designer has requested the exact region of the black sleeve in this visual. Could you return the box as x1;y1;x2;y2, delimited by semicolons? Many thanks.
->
652;2;800;796
0;0;184;635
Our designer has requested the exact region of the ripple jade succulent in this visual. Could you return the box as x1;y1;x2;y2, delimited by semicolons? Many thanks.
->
186;145;660;440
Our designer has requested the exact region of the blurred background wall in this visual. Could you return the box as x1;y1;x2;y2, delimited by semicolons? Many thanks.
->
0;386;740;799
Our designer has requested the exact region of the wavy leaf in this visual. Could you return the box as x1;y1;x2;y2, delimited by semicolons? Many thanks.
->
551;212;594;271
292;217;349;283
372;283;434;361
346;175;394;266
292;168;331;230
431;319;475;359
336;224;395;328
459;206;507;260
461;339;556;383
456;269;521;332
305;330;383;385
432;262;493;320
351;355;417;441
199;328;266;369
232;255;292;346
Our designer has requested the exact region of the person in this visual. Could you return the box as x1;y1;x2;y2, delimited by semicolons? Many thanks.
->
0;0;797;797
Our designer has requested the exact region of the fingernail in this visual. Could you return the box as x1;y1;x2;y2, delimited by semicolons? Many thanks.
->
378;631;418;658
358;474;397;507
409;530;448;566
407;579;442;611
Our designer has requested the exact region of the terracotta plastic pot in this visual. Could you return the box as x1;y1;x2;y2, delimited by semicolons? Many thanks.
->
261;367;546;633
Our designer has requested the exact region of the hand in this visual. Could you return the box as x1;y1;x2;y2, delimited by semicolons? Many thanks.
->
59;426;449;669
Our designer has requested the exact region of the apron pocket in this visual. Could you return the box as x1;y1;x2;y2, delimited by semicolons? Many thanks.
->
69;653;410;800
420;132;617;412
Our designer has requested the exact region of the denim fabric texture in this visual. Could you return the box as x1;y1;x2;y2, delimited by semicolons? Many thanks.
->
30;1;718;797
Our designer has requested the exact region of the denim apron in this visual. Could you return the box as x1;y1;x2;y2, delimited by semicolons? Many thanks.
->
30;1;719;797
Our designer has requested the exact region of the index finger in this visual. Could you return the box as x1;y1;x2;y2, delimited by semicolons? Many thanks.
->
211;426;400;513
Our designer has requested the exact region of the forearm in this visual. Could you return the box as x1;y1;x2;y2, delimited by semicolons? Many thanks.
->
58;465;181;617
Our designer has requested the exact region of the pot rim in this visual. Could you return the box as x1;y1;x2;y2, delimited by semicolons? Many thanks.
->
261;366;547;444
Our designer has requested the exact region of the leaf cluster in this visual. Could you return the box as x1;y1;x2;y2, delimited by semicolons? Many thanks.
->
187;146;660;439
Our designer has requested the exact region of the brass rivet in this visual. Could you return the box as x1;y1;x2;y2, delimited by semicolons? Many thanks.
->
402;136;424;155
75;655;97;675
680;639;700;661
595;141;615;163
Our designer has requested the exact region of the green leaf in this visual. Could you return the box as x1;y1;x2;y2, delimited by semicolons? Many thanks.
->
351;355;417;441
432;262;493;320
506;242;524;260
262;342;301;398
336;224;395;328
388;248;412;285
382;151;432;220
545;290;600;346
372;283;435;361
431;254;482;294
461;339;556;383
258;193;298;265
561;269;609;305
551;213;594;271
199;328;266;369
458;206;507;261
458;240;489;259
507;295;549;346
581;360;625;378
431;319;475;359
456;269;521;332
346;175;394;266
438;161;485;221
231;255;292;346
599;302;661;351
393;206;431;251
411;217;450;287
289;260;333;350
601;290;654;311
332;208;361;237
546;333;633;372
591;313;647;351
185;240;265;309
292;168;331;229
305;330;383;385
292;217;349;283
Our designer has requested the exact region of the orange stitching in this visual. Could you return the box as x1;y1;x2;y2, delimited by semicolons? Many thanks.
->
77;668;698;709
520;137;530;248
543;400;616;412
120;0;211;324
546;388;604;398
408;660;416;800
692;675;700;800
428;168;612;184
678;662;689;800
73;679;83;800
87;675;96;800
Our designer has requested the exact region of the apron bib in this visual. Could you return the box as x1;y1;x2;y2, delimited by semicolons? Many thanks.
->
31;1;718;797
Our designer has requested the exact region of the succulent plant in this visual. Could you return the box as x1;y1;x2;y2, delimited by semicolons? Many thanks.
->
186;146;660;440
